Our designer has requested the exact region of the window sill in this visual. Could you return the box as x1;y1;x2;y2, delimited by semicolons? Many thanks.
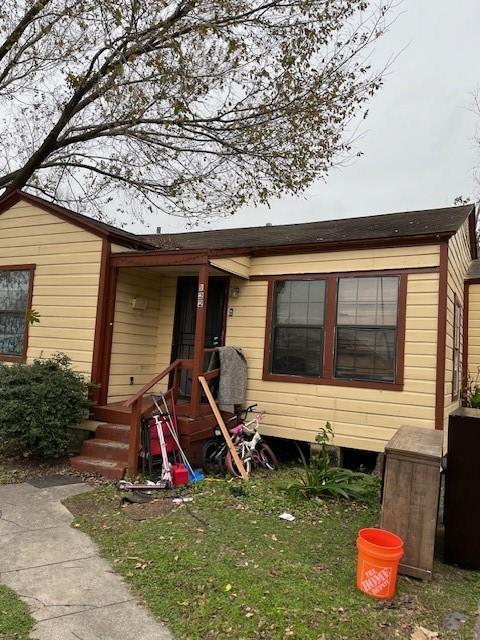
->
0;354;26;363
262;371;404;391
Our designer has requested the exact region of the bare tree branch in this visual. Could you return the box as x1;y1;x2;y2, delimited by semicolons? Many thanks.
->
0;0;393;221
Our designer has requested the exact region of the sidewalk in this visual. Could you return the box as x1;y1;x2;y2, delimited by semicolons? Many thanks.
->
0;480;172;640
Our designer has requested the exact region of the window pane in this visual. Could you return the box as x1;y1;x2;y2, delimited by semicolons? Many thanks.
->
0;270;30;356
0;270;29;311
335;327;396;382
337;277;399;326
0;312;26;356
272;326;323;376
273;280;325;326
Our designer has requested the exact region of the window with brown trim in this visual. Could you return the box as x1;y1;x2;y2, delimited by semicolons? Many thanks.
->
334;276;399;383
263;271;406;390
452;297;462;399
0;268;34;360
270;279;326;377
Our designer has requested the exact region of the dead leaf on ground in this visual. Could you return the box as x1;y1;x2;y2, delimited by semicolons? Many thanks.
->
411;626;439;640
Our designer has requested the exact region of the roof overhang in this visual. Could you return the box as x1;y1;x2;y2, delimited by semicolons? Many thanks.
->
109;232;458;268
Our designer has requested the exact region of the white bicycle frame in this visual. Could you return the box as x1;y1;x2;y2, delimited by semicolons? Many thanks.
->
234;413;265;462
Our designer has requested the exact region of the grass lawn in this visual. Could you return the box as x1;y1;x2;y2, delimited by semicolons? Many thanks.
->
0;585;33;640
66;472;480;640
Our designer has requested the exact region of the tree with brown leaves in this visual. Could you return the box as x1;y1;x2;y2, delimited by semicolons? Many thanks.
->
0;0;390;221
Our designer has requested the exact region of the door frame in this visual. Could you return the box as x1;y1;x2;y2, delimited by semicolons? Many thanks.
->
170;274;230;367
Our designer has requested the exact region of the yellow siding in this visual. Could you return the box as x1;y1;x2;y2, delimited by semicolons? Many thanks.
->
107;270;177;402
225;247;440;452
155;276;177;379
209;256;250;279
0;199;102;376
108;269;161;401
468;284;480;378
249;244;440;276
111;243;136;253
444;221;472;427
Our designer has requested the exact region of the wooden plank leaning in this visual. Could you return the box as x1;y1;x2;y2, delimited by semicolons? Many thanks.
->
198;376;249;480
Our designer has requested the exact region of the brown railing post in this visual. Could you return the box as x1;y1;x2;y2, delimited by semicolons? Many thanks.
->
127;398;142;476
190;263;209;418
172;364;180;403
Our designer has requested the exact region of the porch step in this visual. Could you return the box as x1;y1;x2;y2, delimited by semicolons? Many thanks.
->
81;439;129;462
96;423;130;444
70;456;126;480
92;405;131;425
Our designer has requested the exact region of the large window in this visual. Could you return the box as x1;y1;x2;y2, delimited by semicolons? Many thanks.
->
0;269;33;359
270;279;326;377
335;276;399;382
265;273;404;388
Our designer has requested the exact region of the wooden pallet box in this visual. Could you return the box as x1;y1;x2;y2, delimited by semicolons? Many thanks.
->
380;426;443;580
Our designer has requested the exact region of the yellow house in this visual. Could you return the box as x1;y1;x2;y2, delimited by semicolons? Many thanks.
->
0;190;477;478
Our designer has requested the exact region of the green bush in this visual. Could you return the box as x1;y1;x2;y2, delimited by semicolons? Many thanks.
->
287;422;379;502
0;353;91;459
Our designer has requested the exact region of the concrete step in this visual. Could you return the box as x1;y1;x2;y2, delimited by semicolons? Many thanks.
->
81;439;129;462
70;456;126;480
96;423;130;444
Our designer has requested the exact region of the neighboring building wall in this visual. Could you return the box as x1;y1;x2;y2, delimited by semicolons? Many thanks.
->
444;221;472;427
468;283;480;379
225;244;441;452
0;199;102;377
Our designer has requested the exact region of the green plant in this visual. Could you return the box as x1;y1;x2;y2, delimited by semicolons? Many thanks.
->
461;368;480;408
0;353;91;459
287;422;378;501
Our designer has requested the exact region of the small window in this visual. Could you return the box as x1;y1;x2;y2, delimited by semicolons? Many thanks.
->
452;298;462;398
270;279;326;377
335;276;399;382
0;269;32;358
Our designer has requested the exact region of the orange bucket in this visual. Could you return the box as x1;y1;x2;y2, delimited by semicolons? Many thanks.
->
356;528;403;599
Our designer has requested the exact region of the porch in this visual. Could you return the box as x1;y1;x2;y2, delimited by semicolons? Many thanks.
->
72;256;244;479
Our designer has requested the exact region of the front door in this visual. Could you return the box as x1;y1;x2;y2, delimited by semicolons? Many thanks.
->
171;276;228;396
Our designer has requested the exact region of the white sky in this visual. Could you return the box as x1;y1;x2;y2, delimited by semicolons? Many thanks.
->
128;0;480;235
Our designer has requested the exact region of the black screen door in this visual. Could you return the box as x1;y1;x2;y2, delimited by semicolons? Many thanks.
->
171;277;227;396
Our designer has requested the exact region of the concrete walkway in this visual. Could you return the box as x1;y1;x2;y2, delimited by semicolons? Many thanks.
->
0;481;172;640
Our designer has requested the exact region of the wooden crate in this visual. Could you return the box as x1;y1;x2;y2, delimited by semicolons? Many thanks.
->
380;426;443;580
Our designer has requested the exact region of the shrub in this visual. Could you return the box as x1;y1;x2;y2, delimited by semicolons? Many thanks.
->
462;369;480;408
0;353;91;459
287;422;378;502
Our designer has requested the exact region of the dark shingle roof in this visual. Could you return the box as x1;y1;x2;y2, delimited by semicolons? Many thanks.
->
140;205;475;252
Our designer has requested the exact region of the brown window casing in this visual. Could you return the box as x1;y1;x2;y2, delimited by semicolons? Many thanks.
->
0;264;35;363
452;293;462;401
262;271;407;391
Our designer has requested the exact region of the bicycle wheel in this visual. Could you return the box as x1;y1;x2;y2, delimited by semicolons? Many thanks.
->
256;442;279;471
225;449;251;478
201;438;224;475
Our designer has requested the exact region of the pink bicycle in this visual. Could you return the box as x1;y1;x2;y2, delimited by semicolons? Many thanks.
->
224;407;278;477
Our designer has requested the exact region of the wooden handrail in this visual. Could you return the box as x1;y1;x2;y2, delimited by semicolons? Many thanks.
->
202;367;220;381
124;358;189;408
